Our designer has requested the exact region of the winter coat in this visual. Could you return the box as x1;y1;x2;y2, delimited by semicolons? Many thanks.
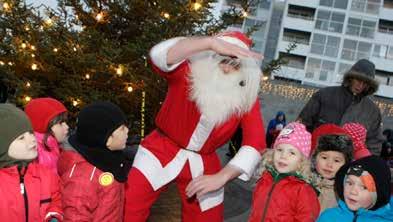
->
58;150;125;222
248;166;320;222
35;132;61;175
317;198;393;222
0;163;63;222
266;111;286;148
315;176;337;213
298;85;383;155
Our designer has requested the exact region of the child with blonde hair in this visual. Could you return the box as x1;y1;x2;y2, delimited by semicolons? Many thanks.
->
249;122;320;222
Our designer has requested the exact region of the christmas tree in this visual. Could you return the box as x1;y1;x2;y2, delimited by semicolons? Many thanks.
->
0;0;258;135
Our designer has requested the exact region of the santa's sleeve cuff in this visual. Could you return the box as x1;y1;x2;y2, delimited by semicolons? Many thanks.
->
149;37;186;72
227;145;262;181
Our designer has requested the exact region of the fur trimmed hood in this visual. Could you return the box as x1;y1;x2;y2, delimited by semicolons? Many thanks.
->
342;59;379;96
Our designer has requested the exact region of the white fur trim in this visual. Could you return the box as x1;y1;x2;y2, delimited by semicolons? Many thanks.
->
132;145;223;211
45;212;63;220
149;37;186;72
217;36;248;49
186;115;215;152
227;145;262;181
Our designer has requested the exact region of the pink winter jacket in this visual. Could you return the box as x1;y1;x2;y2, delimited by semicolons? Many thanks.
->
35;132;62;175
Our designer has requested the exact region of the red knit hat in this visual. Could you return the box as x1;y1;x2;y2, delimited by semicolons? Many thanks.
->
216;31;252;49
25;97;67;133
342;123;371;160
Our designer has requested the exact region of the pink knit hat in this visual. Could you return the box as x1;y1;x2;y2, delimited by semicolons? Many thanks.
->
342;122;371;160
273;122;312;158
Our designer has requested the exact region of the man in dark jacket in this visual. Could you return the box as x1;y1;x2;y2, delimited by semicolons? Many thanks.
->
298;59;383;155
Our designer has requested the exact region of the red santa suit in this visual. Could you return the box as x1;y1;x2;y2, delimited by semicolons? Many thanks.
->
125;32;266;222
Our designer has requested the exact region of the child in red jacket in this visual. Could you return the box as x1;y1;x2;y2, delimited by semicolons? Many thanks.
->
58;101;132;222
25;97;69;175
249;122;320;222
0;104;63;222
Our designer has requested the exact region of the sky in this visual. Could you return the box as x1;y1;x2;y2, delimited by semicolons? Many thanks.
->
26;0;57;9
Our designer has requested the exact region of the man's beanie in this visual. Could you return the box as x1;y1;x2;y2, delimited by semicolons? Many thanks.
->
69;101;127;149
0;104;33;167
25;97;67;133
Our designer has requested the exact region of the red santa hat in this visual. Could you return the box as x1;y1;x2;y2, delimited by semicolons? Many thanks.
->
216;31;252;49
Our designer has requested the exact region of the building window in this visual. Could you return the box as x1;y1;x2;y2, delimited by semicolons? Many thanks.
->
306;57;336;81
341;39;372;61
320;0;349;9
346;17;376;38
373;44;393;59
351;0;381;14
311;33;340;57
315;10;345;33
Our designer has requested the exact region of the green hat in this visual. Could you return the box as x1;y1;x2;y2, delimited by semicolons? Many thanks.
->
0;104;33;168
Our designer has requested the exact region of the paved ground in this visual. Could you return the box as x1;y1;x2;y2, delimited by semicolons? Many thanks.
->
148;145;254;222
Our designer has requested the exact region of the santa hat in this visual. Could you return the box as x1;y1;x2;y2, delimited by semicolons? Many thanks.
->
342;123;371;160
25;97;67;133
273;122;311;158
311;124;353;163
216;31;252;49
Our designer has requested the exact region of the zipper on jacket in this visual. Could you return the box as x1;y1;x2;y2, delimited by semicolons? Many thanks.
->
18;166;29;222
352;211;358;222
260;180;278;222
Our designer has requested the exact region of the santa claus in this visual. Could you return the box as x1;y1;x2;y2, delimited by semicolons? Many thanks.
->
125;31;266;222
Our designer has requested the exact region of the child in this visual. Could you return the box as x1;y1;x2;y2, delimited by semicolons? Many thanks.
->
58;101;133;222
0;104;63;221
25;97;69;175
317;155;393;221
249;122;320;222
311;124;354;212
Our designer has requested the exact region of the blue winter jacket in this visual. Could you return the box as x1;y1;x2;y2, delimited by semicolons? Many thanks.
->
317;198;393;222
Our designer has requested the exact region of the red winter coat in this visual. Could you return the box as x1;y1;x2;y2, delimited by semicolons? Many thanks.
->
58;150;125;222
249;170;320;222
0;163;63;222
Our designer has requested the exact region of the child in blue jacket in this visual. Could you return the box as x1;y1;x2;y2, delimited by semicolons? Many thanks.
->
317;155;393;222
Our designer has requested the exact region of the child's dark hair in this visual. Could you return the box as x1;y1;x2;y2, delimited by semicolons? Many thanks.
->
314;134;354;164
42;112;68;151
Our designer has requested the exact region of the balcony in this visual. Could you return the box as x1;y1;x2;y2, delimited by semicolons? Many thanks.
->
375;84;393;98
274;65;306;82
370;57;393;73
284;5;315;32
287;0;318;9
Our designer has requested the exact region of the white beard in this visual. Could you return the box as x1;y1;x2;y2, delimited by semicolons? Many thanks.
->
188;52;262;126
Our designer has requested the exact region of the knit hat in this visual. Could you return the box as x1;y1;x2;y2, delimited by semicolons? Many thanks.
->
273;122;311;158
0;104;33;168
335;155;391;211
342;123;371;160
216;31;252;49
25;97;67;133
69;101;132;182
342;59;379;96
311;124;353;163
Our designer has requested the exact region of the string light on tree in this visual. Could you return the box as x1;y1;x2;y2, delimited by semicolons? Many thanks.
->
95;11;105;22
0;61;4;66
31;63;38;70
85;74;90;79
2;2;10;11
31;53;35;58
26;82;31;87
53;48;58;53
30;45;36;50
141;91;146;138
21;42;27;49
193;2;202;10
73;47;77;52
72;99;80;107
127;86;133;93
7;61;13;66
115;64;124;76
163;12;170;19
24;96;31;102
242;11;248;17
25;26;30;31
45;18;53;26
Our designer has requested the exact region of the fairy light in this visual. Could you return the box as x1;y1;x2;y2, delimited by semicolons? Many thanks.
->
45;18;53;26
242;11;248;17
26;82;31;87
31;63;38;70
127;86;133;92
141;91;146;138
31;53;35;58
115;65;124;76
21;43;27;49
2;2;10;11
53;48;58;53
7;61;13;66
0;61;4;66
95;12;104;22
163;12;170;19
85;74;90;79
73;47;77;52
262;76;269;81
72;99;79;107
30;45;36;50
193;2;202;10
25;26;30;31
24;96;31;102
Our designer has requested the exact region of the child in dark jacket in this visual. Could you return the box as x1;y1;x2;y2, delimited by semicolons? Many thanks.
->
58;101;132;222
317;155;393;222
0;104;63;222
249;122;320;222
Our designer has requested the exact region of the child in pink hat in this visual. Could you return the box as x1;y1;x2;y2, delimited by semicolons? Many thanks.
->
249;122;320;222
